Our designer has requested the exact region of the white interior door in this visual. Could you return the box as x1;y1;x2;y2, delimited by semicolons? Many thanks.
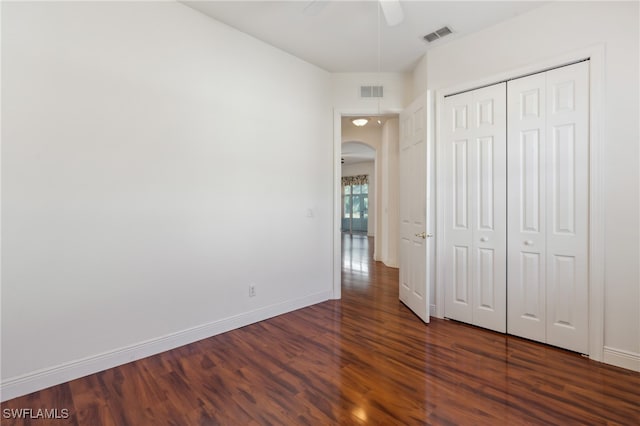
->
545;63;589;353
399;92;431;323
507;61;589;353
507;72;548;342
443;83;507;333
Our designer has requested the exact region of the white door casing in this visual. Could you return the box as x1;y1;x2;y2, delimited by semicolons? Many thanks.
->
443;83;507;333
399;92;431;323
507;61;590;353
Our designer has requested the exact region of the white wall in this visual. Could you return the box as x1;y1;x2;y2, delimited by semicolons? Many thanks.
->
424;1;639;370
342;123;383;149
341;161;375;236
1;1;333;399
380;118;400;268
408;54;428;103
331;72;410;112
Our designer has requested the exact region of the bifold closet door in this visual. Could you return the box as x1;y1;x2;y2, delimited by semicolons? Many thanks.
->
507;61;589;354
443;83;507;333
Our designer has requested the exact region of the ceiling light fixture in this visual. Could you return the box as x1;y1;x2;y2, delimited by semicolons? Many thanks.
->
352;118;369;127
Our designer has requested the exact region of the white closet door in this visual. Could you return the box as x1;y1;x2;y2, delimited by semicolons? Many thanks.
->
444;83;507;332
443;90;474;325
507;61;589;353
472;84;507;332
545;62;589;353
507;73;547;342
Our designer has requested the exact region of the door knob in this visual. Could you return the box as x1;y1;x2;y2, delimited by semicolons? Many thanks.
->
480;237;489;242
415;232;426;239
524;240;533;246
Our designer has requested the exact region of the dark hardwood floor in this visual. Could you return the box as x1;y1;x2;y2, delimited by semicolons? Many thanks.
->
2;234;639;425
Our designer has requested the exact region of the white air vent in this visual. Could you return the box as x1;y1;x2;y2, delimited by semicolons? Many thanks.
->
360;85;384;98
423;26;453;43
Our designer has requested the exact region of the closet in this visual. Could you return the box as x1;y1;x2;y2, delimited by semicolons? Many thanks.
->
442;61;589;353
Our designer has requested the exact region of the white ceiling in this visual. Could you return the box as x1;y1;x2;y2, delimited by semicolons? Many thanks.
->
183;1;545;72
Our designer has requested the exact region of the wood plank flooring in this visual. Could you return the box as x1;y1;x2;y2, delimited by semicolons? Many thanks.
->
2;234;639;425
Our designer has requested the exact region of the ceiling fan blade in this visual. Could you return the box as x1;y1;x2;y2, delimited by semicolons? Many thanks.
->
379;0;404;27
302;0;329;17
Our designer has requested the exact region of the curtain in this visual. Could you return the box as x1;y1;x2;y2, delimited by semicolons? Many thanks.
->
341;175;369;187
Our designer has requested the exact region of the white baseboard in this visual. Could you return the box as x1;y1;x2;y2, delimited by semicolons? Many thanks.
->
382;258;398;268
603;346;640;372
1;291;330;402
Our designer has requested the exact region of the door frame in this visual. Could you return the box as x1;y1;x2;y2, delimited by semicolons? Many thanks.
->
434;44;605;361
332;108;401;300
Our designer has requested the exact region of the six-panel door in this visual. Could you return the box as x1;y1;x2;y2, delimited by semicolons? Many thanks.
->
507;62;589;353
507;72;548;343
443;83;507;333
399;93;430;323
442;61;589;353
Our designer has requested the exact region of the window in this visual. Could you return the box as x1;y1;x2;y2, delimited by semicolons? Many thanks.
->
342;176;369;233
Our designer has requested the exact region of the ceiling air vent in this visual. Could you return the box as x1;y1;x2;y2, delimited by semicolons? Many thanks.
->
360;85;384;98
423;26;453;43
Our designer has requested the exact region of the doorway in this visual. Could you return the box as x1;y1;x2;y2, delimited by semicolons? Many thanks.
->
334;113;401;300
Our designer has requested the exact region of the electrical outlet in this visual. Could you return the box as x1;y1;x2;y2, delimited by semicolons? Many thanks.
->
249;283;256;298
